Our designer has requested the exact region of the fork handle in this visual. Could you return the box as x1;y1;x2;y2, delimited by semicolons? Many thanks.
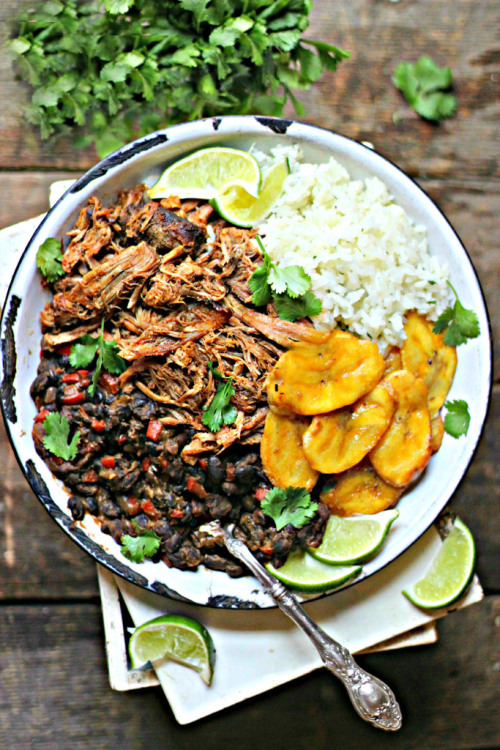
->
224;530;402;732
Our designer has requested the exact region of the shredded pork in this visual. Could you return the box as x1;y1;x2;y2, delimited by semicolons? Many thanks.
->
40;187;315;456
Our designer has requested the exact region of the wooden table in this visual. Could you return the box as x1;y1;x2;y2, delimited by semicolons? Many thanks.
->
1;2;499;748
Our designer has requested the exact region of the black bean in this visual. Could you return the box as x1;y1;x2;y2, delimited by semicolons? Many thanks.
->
68;496;85;521
100;499;121;519
207;455;224;483
84;496;99;514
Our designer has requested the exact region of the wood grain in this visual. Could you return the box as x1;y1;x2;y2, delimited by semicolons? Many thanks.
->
0;598;498;749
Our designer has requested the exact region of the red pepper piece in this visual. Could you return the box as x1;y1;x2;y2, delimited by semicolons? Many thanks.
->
142;457;151;471
62;390;85;405
101;456;116;469
77;370;89;378
186;476;208;498
99;372;119;394
146;420;163;441
117;434;127;444
34;409;50;423
91;418;106;432
142;500;160;519
170;508;184;519
260;546;274;556
83;470;98;483
199;458;207;470
126;496;140;516
255;487;268;502
57;344;72;356
159;457;169;472
62;372;80;383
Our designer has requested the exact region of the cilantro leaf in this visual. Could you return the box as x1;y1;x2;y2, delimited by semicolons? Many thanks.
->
269;265;311;298
249;237;322;321
70;320;126;396
202;371;237;433
393;56;457;122
69;335;99;368
432;282;480;346
42;412;80;460
444;399;471;438
273;291;323;322
248;251;273;307
261;487;318;531
36;237;64;282
121;520;161;563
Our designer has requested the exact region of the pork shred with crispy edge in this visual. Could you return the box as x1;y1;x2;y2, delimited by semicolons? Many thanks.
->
33;187;329;575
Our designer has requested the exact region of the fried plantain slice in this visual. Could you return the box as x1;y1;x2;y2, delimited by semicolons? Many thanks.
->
383;346;402;375
369;369;432;487
261;410;319;491
401;311;457;417
430;413;445;453
266;329;385;416
302;381;396;474
320;462;402;516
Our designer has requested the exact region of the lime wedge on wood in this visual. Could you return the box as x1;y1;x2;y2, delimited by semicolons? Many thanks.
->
128;614;215;685
308;509;400;565
148;147;261;200
213;158;289;228
266;549;361;593
403;517;476;609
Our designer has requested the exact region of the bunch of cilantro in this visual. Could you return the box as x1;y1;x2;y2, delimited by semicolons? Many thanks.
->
11;0;348;158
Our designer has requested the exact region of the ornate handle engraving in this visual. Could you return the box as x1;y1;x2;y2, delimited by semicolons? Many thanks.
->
223;526;402;731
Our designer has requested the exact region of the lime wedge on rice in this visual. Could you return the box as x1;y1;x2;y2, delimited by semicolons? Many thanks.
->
403;517;476;609
308;510;400;565
128;614;215;685
212;158;289;228
148;147;261;200
266;549;361;593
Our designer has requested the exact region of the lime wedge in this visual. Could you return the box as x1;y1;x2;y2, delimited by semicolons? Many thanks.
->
403;517;476;609
266;549;361;593
308;510;400;565
148;147;261;200
212;158;289;228
128;614;215;685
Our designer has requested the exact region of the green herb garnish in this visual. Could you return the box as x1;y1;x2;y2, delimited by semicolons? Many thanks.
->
432;282;480;346
11;0;349;158
36;237;64;282
249;238;323;322
261;487;318;531
42;412;80;460
202;363;238;433
444;399;471;438
70;319;126;395
393;56;457;122
121;520;161;563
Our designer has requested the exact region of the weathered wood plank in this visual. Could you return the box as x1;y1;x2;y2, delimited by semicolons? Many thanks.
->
1;387;498;598
0;418;99;600
0;0;498;179
0;598;498;749
0;171;78;229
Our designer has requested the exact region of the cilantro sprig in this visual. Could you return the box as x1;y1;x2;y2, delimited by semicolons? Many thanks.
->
70;319;126;395
36;237;64;282
261;487;318;531
121;520;161;563
249;238;323;322
11;0;348;158
393;56;457;122
432;282;480;346
42;412;80;460
202;362;238;433
443;399;471;438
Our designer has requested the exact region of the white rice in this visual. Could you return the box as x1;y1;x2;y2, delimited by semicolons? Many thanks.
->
253;145;451;350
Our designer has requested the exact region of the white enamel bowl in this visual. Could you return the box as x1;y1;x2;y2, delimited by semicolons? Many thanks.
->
0;116;491;608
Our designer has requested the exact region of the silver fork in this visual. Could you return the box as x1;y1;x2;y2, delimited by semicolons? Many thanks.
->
201;521;402;732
